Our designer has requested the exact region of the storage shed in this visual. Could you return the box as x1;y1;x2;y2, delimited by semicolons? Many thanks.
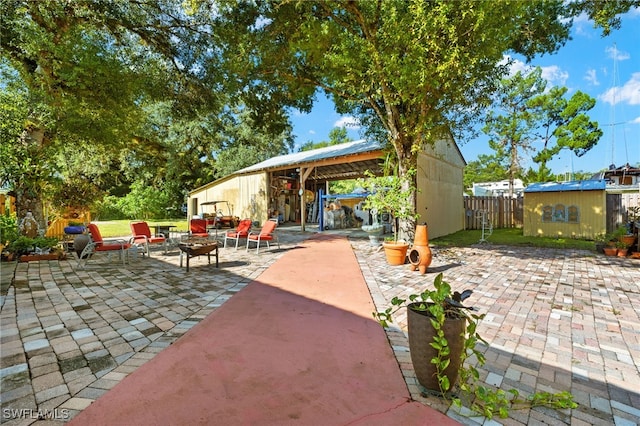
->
523;180;607;239
187;137;466;239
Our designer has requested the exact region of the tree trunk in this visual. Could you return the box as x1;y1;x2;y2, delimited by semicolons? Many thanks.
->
394;135;418;242
15;127;48;233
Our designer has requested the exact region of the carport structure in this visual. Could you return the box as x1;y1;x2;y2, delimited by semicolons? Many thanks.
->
188;139;385;231
188;137;466;239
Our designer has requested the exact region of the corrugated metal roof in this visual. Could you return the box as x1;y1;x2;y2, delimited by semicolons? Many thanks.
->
235;139;383;174
524;180;607;193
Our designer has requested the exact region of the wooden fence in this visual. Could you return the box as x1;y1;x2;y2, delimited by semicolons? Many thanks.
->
606;192;640;233
464;192;639;232
464;196;523;230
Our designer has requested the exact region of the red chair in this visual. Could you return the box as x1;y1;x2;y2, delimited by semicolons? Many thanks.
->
224;219;252;249
246;219;279;253
77;223;132;268
189;218;210;237
130;221;167;256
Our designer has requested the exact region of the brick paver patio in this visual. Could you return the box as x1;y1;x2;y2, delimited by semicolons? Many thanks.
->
1;228;639;425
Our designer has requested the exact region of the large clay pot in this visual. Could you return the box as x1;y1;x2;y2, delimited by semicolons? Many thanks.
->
407;303;466;391
74;234;92;259
409;224;432;274
619;235;636;247
382;241;409;265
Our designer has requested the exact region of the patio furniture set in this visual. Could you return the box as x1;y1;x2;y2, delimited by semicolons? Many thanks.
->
73;218;279;271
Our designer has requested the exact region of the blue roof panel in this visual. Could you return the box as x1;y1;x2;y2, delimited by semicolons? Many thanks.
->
524;180;607;193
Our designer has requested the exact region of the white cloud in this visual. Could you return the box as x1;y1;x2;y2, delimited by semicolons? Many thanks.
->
540;65;569;86
572;11;591;24
631;116;640;124
334;116;360;129
504;57;529;76
571;12;593;37
605;45;630;61
308;129;316;135
584;69;599;86
599;72;640;106
504;56;568;87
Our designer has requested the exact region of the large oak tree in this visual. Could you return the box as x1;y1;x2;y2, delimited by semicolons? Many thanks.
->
209;0;573;235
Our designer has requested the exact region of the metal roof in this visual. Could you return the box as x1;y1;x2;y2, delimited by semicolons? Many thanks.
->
524;180;607;193
235;139;384;178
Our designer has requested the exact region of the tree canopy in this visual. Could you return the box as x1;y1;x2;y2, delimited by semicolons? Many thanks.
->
481;67;602;193
0;0;293;226
1;0;636;233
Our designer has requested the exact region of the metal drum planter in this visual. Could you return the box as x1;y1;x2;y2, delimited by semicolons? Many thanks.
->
407;303;466;391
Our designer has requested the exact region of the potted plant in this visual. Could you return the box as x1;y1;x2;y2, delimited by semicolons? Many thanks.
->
5;235;62;261
611;224;634;248
615;240;630;258
375;273;480;394
359;170;418;265
593;233;607;253
374;273;577;419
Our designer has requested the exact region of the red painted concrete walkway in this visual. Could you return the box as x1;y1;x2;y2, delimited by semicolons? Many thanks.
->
70;234;457;425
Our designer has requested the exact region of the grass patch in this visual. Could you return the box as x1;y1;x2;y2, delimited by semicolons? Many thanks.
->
431;228;596;251
90;221;596;251
94;219;188;238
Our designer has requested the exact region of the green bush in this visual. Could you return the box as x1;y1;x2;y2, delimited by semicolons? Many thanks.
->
5;235;59;256
0;214;19;246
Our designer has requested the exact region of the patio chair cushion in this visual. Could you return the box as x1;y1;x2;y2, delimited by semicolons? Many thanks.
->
87;223;132;251
190;219;209;237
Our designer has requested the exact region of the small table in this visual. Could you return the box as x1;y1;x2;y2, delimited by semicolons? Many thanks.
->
178;240;219;272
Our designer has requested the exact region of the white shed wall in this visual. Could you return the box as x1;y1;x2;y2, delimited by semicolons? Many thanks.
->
416;139;465;239
188;173;269;222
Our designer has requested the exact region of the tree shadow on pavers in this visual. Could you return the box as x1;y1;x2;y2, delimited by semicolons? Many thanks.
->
425;263;463;274
262;245;305;254
457;344;640;425
218;260;251;268
1;240;323;421
592;256;640;269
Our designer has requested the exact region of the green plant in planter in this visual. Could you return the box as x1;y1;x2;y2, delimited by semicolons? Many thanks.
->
5;236;59;256
358;169;418;243
374;273;577;419
375;273;483;395
615;240;630;250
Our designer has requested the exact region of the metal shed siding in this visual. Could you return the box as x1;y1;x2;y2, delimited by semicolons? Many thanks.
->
416;139;465;239
188;173;269;222
523;189;606;239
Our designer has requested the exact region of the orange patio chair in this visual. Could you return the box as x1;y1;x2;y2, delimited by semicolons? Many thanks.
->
130;221;167;256
189;218;210;238
246;219;279;253
76;223;132;268
223;219;253;249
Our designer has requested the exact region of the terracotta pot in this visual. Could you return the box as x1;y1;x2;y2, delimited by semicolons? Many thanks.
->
414;224;428;246
603;247;617;256
407;303;466;391
619;235;636;247
616;248;628;258
409;224;432;274
382;241;409;265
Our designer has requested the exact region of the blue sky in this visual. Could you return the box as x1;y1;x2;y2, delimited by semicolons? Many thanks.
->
288;9;640;175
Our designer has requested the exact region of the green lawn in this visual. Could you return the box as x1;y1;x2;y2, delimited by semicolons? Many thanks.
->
96;220;189;238
430;227;596;251
97;220;595;251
